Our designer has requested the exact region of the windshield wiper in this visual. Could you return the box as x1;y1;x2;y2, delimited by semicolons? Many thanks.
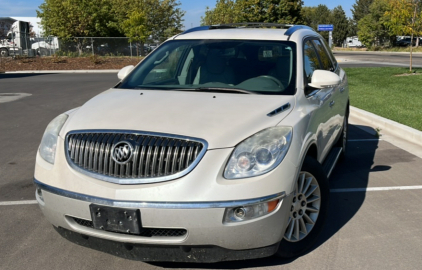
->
134;86;256;94
135;86;177;90
186;87;256;95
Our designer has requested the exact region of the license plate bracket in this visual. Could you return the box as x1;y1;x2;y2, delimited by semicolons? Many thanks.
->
89;204;141;235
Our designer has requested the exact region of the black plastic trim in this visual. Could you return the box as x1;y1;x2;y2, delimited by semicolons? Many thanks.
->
54;226;279;262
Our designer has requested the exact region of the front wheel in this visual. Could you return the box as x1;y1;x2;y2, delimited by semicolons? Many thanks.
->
275;156;330;258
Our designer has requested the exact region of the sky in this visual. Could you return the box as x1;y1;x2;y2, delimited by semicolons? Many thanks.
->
0;0;356;31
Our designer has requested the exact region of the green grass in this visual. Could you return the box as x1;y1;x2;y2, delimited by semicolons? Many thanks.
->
334;47;422;53
343;67;422;131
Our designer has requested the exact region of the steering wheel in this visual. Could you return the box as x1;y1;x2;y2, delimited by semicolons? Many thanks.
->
257;75;285;90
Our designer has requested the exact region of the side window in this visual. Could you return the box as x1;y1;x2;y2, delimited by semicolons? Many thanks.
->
312;39;334;71
321;38;338;69
303;40;320;85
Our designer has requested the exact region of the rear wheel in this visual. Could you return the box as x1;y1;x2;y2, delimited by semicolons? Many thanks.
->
0;48;9;57
275;156;329;258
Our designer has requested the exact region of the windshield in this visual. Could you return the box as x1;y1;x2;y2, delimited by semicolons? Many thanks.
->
119;40;297;95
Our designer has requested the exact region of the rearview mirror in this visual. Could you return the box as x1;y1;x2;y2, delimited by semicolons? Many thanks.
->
117;65;134;80
308;70;341;89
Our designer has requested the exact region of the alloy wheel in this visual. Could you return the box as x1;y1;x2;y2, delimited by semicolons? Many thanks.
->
284;172;321;242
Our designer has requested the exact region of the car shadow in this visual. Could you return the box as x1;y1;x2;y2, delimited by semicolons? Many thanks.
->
149;124;383;269
308;124;385;255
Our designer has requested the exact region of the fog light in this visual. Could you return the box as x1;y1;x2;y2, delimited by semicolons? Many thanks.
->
234;207;246;220
223;199;280;224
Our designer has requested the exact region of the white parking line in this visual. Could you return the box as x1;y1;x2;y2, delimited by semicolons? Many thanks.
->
0;200;38;206
331;186;422;193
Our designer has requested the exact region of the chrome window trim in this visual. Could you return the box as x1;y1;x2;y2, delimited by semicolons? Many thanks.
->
34;178;285;209
65;129;208;185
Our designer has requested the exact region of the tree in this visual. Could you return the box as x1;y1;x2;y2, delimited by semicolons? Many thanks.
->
110;0;185;55
300;4;331;40
301;6;316;27
330;6;349;46
37;0;122;55
37;0;121;38
385;0;422;71
352;0;374;22
201;0;240;25
121;10;148;56
236;0;303;24
350;0;374;35
357;0;391;48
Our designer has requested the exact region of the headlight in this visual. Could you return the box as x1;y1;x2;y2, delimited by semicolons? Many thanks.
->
224;127;292;179
39;114;68;164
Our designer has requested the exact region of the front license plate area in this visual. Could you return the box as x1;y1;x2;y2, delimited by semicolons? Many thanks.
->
89;204;141;235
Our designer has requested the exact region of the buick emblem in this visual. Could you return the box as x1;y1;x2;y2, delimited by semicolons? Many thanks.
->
112;141;133;164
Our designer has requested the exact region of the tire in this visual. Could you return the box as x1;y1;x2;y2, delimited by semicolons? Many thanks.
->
40;48;49;57
335;114;348;161
275;156;330;258
0;48;9;57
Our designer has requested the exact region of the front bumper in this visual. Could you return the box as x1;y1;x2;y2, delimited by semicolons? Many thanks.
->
35;179;293;261
54;227;279;262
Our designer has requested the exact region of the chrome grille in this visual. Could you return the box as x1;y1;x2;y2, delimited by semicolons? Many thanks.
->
65;130;207;184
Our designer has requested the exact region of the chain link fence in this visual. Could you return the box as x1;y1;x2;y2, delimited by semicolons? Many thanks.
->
1;34;157;57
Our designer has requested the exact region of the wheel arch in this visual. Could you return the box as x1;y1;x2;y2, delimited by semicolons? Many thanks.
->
305;143;318;160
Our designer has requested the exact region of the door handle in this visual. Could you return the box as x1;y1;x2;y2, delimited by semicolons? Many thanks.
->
340;87;345;93
329;100;335;107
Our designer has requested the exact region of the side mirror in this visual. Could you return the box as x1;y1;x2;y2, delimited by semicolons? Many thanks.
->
117;65;134;80
308;70;341;89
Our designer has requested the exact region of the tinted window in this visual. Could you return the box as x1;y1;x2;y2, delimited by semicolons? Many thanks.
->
313;39;334;71
303;40;320;84
119;40;297;95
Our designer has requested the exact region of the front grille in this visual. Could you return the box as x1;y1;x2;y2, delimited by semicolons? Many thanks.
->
65;131;206;184
72;217;187;237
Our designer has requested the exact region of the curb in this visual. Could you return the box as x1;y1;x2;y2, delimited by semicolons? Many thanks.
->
5;70;119;74
333;51;422;55
350;106;422;147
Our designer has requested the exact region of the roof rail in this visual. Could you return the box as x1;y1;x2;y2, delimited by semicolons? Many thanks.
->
284;25;314;36
209;23;294;29
180;23;314;36
181;26;210;34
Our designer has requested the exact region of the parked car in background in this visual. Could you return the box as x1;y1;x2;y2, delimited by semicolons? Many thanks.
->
345;36;364;48
34;23;349;262
396;37;419;47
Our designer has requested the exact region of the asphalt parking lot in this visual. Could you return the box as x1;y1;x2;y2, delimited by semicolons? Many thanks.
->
1;73;422;270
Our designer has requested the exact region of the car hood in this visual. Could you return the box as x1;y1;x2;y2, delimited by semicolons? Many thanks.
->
62;89;295;149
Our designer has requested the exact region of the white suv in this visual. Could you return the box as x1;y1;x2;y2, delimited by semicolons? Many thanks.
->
34;23;349;262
